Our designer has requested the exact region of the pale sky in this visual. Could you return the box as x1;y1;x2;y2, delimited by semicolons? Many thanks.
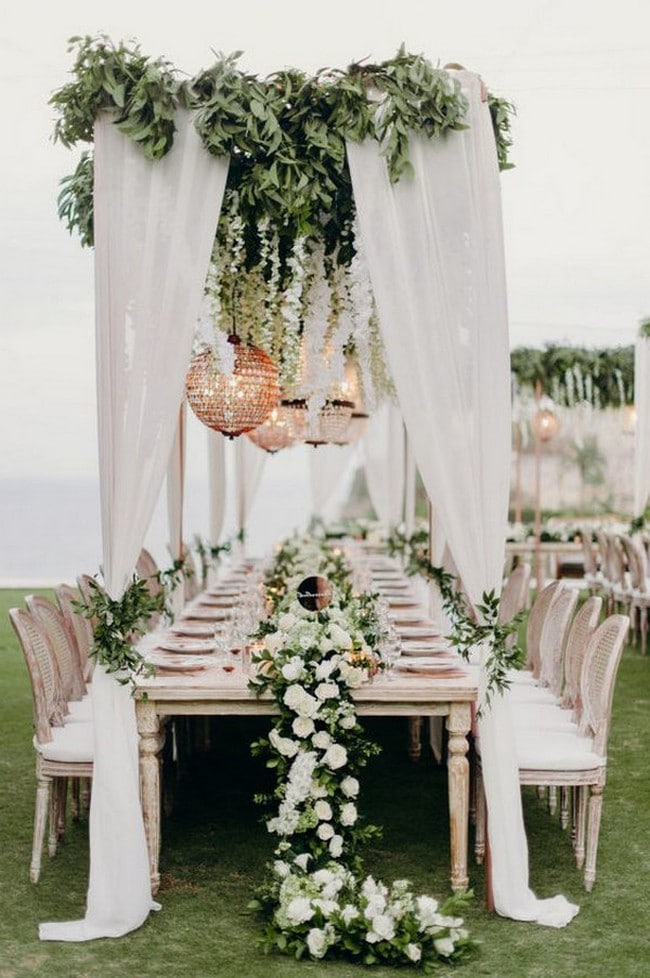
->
1;0;650;483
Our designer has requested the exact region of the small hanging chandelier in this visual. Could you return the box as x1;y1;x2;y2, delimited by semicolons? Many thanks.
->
331;359;369;445
246;404;296;454
304;399;355;447
185;336;280;438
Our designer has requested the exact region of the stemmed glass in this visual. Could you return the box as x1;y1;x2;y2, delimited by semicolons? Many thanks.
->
380;622;402;680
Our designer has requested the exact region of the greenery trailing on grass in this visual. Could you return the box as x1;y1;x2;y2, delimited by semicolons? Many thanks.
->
386;528;524;714
2;588;650;976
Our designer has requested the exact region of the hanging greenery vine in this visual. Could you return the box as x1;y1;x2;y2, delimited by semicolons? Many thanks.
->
75;560;184;689
385;528;524;714
51;34;515;259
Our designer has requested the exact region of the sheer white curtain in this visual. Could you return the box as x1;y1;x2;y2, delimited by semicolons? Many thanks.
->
40;111;228;941
207;429;227;546
310;444;358;521
634;335;650;516
235;438;267;548
166;404;187;612
363;401;405;529
348;71;578;926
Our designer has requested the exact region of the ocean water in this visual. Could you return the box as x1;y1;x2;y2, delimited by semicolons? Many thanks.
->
0;451;357;586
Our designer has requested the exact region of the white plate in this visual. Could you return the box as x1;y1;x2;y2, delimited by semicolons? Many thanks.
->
180;607;231;621
395;660;461;675
157;638;216;654
398;624;440;638
385;596;417;607
147;654;212;672
171;622;218;638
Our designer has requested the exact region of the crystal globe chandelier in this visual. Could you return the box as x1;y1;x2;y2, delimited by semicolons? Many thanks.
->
185;336;280;438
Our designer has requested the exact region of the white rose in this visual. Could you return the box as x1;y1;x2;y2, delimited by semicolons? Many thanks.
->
329;623;353;650
269;728;298;757
434;937;455;958
312;730;332;750
324;743;348;770
339;714;356;730
415;894;439;928
281;656;304;682
367;914;396;943
341;903;357;925
315;656;339;679
310;780;328;799
294;853;310;871
313;868;335;886
264;632;284;654
306;927;328;959
341;776;360;798
329;834;344;858
286;897;314;925
405;943;422;962
340;802;357;826
312;898;338;917
284;685;319;718
315;682;339;701
317;822;335;841
314;799;333;821
339;662;364;688
292;716;315;739
273;860;290;878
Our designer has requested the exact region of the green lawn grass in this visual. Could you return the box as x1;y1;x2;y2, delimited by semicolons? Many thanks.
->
1;589;649;978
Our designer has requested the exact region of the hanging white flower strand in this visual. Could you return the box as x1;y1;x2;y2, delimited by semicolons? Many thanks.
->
301;242;333;421
345;221;383;411
279;235;307;391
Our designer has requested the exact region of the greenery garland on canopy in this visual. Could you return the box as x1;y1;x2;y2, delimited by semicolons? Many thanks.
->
51;34;515;409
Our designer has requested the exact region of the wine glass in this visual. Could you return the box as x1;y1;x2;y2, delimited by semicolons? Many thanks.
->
381;623;402;680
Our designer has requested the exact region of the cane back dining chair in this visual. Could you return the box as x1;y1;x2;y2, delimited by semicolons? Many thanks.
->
9;609;93;882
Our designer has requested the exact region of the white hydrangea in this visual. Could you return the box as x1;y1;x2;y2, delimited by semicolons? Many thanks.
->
294;853;310;871
278;612;298;631
273;860;290;878
286;897;314;925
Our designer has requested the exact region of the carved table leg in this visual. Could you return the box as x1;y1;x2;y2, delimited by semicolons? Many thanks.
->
137;699;165;895
446;702;471;893
408;717;422;761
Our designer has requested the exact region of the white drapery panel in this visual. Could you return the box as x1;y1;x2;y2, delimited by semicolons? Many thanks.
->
207;429;227;546
347;71;578;926
363;401;405;529
403;431;417;537
167;403;187;563
40;111;228;941
310;444;358;521
235;438;267;544
634;336;650;516
166;403;187;613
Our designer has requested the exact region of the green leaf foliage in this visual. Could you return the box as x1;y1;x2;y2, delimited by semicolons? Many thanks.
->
51;36;515;257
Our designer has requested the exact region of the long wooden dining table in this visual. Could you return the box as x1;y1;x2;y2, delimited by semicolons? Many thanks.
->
134;660;478;897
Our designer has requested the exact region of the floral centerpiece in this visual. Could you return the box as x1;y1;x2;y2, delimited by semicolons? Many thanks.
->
248;535;475;969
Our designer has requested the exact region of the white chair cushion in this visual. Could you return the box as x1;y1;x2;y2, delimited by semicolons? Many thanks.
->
35;722;94;763
511;702;578;735
65;694;93;723
509;683;559;706
514;730;604;772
